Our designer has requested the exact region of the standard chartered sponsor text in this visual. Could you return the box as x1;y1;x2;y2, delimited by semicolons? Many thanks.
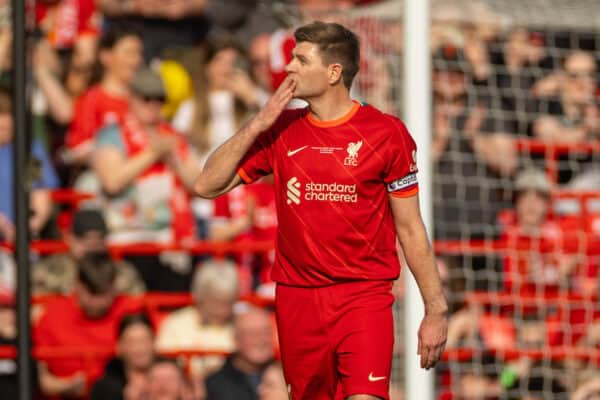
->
304;182;358;203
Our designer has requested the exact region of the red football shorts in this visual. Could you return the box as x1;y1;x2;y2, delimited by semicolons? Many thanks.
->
275;280;395;400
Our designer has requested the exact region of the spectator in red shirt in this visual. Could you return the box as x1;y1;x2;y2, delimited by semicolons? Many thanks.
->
92;67;199;245
65;24;143;163
211;178;277;295
35;0;100;53
92;67;200;291
34;252;141;398
503;168;572;295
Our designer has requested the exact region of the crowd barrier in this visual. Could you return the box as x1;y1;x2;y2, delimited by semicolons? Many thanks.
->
515;138;600;183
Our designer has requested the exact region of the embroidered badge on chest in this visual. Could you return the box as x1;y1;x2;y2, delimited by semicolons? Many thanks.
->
344;140;362;166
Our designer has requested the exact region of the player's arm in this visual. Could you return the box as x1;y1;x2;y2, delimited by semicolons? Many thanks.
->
194;76;296;199
389;193;448;369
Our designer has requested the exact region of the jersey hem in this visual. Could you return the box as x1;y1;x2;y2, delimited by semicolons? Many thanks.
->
389;186;419;198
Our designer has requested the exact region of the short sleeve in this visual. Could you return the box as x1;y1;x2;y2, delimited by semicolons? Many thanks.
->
96;124;125;151
238;110;305;183
382;116;419;198
237;129;276;184
65;90;97;150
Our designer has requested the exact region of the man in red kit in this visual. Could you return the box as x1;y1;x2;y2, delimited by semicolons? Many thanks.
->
195;21;448;400
34;252;141;398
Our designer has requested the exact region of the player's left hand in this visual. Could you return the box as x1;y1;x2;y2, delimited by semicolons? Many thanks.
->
417;312;448;370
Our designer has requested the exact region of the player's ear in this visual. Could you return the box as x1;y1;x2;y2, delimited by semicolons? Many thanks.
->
328;63;343;86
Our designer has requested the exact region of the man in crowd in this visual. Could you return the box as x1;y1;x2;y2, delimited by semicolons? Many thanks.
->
34;252;141;398
205;306;274;400
32;209;145;295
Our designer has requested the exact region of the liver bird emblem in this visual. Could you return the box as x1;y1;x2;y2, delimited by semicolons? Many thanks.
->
347;140;363;159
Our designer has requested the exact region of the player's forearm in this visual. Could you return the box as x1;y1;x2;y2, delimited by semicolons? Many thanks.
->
195;76;295;198
397;222;448;316
194;120;262;199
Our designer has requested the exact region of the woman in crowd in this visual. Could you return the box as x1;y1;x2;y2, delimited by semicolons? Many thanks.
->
91;313;156;400
172;35;262;237
172;35;261;165
65;24;143;163
92;67;200;290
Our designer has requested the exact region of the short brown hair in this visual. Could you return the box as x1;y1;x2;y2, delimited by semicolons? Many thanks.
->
294;21;360;89
77;252;117;294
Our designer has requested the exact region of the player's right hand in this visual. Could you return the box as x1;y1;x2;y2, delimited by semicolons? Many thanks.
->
252;75;296;132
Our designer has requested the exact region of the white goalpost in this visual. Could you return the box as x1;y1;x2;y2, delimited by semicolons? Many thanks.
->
402;1;434;400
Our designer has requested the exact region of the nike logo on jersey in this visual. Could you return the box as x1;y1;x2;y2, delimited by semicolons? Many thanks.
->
368;372;386;382
287;146;308;157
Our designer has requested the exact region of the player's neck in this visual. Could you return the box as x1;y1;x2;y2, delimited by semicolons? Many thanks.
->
307;89;355;123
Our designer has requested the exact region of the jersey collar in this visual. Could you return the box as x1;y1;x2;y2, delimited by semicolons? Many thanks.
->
306;100;361;128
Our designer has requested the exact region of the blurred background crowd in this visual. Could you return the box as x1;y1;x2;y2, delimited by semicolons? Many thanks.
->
0;0;598;399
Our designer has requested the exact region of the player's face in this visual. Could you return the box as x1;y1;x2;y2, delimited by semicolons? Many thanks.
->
285;41;330;100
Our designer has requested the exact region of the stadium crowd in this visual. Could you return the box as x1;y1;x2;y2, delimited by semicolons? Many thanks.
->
0;0;598;399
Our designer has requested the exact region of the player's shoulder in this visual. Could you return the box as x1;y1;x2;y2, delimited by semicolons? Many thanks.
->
356;103;411;137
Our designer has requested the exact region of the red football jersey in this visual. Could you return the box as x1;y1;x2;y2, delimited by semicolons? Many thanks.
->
238;101;418;286
33;296;142;389
66;85;129;152
35;0;99;49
